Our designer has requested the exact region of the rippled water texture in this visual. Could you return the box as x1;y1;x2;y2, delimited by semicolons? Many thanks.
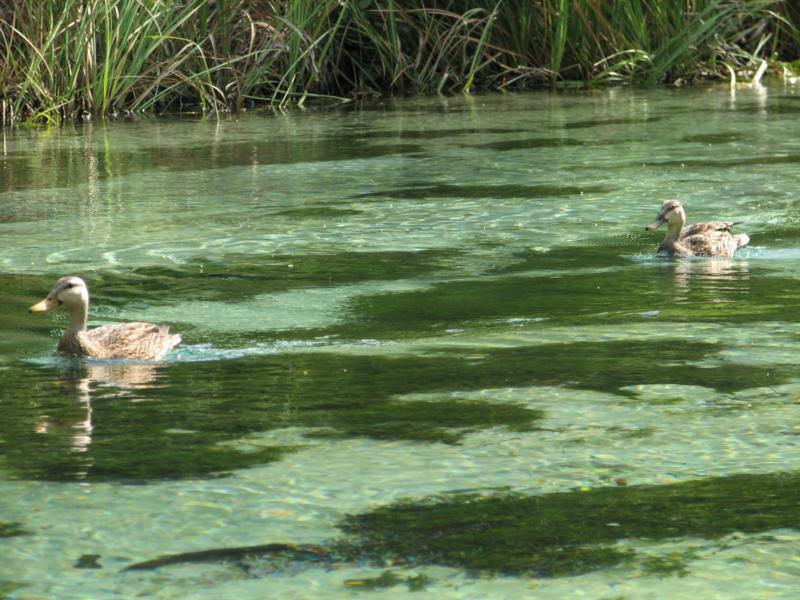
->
4;85;800;598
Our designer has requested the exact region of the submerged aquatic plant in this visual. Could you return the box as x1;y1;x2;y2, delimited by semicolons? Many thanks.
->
1;0;799;123
337;471;800;577
0;522;26;537
124;471;800;579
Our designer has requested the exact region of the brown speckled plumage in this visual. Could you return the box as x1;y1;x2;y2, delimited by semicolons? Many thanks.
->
57;322;180;360
646;200;749;258
30;277;181;361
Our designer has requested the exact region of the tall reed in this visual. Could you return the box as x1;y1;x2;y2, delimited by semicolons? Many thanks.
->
1;0;222;122
1;0;799;124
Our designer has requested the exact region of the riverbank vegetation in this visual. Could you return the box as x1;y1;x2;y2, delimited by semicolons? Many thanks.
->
1;0;799;124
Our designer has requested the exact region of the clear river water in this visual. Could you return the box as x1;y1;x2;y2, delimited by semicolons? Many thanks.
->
3;84;800;598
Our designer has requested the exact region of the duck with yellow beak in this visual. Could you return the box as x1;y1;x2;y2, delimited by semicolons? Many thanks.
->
30;276;181;360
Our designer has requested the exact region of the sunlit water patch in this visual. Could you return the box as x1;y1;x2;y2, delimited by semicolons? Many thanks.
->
4;84;800;598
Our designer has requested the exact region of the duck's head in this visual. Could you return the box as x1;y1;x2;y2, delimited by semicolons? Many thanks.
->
29;276;89;314
646;200;685;230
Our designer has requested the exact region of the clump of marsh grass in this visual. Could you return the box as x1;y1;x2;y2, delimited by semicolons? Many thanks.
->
1;0;225;123
1;0;799;125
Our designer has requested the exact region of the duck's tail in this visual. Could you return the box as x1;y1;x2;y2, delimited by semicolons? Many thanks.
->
735;233;750;248
719;221;744;232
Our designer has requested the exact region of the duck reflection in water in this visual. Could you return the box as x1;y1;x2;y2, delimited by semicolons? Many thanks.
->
669;257;750;304
33;361;162;478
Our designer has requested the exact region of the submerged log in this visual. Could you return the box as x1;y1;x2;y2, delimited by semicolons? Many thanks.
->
124;543;331;571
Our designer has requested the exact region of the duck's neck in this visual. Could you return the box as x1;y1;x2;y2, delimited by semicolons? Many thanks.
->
65;303;88;333
662;220;683;244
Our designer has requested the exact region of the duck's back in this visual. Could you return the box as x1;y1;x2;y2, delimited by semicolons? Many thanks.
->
682;230;749;257
84;322;181;360
681;221;739;238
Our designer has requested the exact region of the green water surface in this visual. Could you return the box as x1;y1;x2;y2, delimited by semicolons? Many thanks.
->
3;85;800;598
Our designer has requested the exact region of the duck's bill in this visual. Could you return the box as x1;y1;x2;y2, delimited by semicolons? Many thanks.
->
29;296;59;313
645;216;665;230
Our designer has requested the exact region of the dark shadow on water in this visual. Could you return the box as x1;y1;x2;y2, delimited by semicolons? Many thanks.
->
125;470;800;580
0;137;425;194
332;127;523;141
336;471;800;577
0;337;787;482
337;253;779;339
752;224;800;247
0;361;295;482
91;248;460;308
681;132;749;144
150;139;426;171
354;183;612;200
729;103;800;115
493;234;652;272
561;116;665;129
271;206;364;218
0;522;26;537
466;137;587;151
642;154;800;169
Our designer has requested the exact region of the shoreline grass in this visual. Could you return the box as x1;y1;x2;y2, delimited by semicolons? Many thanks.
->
1;0;799;125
